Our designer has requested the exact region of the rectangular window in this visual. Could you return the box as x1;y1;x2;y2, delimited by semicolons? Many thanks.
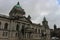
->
3;32;8;36
38;29;40;33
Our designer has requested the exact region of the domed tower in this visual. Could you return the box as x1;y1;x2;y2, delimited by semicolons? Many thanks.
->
42;17;49;28
9;2;25;18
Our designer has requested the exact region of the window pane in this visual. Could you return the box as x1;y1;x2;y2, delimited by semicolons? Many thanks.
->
3;32;8;36
4;23;8;30
16;24;19;31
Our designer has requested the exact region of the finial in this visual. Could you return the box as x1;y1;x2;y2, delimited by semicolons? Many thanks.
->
17;1;20;5
54;24;57;29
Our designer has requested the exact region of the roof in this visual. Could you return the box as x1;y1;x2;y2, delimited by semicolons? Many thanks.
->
0;14;33;24
0;14;9;19
32;23;42;27
43;17;47;21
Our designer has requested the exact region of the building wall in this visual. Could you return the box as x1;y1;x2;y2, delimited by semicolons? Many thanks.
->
0;16;51;40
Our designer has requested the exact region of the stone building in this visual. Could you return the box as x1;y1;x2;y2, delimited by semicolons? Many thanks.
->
50;24;60;40
0;2;50;40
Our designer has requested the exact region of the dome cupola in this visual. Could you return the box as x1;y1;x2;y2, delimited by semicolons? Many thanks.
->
9;2;25;18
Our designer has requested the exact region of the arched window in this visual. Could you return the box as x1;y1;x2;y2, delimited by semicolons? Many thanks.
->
0;22;1;27
0;22;1;25
22;24;25;29
16;24;19;31
4;23;8;30
21;24;25;35
0;22;1;29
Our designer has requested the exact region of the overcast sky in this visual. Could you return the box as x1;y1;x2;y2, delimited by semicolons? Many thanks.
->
0;0;60;29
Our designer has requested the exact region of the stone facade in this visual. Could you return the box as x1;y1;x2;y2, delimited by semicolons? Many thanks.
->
0;2;50;40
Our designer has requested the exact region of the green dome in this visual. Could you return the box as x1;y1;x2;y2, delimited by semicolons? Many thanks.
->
14;2;22;10
9;2;25;17
15;5;20;8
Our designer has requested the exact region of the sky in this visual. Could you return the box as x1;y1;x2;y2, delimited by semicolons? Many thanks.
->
0;0;60;29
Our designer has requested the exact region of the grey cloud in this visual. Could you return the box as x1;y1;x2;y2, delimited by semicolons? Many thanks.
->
0;0;60;29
